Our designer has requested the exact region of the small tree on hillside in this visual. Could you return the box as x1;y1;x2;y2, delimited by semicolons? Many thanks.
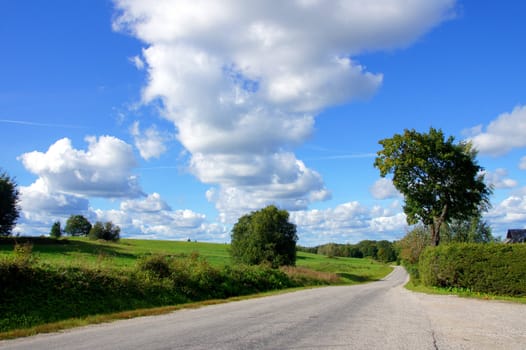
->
50;221;62;238
0;170;20;236
230;205;298;267
374;128;491;246
88;221;120;241
64;215;92;236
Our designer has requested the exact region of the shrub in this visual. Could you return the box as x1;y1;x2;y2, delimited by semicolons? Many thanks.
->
231;205;297;267
137;254;174;279
419;243;526;296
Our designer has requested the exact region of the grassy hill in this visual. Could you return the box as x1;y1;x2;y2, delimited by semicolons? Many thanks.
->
0;237;391;283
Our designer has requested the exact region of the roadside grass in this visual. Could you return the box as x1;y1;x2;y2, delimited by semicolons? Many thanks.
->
0;288;310;340
404;279;526;304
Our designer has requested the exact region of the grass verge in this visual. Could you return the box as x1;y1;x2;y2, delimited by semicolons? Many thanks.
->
404;279;526;304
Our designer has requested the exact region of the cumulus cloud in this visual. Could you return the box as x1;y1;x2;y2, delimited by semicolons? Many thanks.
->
485;195;526;236
94;193;228;241
482;168;518;189
370;178;401;199
468;105;526;156
19;136;142;198
18;179;90;226
290;201;407;245
130;121;169;160
113;0;455;220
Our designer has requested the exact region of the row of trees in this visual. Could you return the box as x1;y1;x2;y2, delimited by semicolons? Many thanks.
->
51;215;120;241
313;240;398;263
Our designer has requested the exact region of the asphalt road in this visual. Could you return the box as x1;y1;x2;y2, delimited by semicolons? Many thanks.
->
1;266;525;349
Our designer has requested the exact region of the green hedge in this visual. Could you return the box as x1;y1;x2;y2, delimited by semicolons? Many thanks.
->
419;243;526;296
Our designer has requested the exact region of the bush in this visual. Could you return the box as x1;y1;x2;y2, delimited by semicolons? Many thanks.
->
231;205;297;267
419;243;526;296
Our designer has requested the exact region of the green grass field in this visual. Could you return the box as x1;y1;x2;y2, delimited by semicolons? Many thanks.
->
0;237;391;283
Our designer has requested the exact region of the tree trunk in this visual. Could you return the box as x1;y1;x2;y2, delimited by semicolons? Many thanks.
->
430;223;440;246
431;204;448;246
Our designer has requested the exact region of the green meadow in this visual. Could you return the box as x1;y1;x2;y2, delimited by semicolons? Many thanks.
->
0;237;391;282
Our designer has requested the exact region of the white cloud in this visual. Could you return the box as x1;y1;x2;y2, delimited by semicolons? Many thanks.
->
129;55;145;70
483;168;518;189
469;105;526;156
113;0;455;220
370;178;401;199
485;195;526;236
130;121;169;160
290;201;407;245
19;136;142;198
94;194;228;241
520;156;526;170
17;179;90;228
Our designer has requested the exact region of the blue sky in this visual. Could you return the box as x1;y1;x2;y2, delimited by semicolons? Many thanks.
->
1;0;525;245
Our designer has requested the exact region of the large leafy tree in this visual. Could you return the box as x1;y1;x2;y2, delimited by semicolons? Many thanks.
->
374;128;491;246
64;215;92;236
231;205;298;267
0;170;20;236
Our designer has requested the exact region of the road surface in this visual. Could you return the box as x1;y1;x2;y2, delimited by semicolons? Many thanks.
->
1;266;525;349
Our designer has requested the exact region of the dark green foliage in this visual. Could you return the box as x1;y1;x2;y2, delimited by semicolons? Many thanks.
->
441;216;495;243
50;221;62;239
419;243;526;296
231;205;298;267
314;240;397;262
88;221;120;241
0;170;20;236
374;128;491;246
64;215;92;237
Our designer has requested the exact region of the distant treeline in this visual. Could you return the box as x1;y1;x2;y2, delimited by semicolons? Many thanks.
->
298;240;398;263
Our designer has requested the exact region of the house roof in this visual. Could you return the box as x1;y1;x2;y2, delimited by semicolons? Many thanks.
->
505;229;526;243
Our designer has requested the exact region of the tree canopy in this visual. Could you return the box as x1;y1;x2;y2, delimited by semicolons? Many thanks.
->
64;215;92;236
50;221;62;238
230;205;298;267
88;221;121;241
0;170;20;236
374;128;491;246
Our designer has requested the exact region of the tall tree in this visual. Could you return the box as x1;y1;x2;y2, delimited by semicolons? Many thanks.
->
374;128;491;246
0;170;20;236
231;205;298;267
50;221;62;238
64;215;92;236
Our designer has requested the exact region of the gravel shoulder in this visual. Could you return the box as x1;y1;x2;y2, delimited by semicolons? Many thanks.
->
412;289;526;349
